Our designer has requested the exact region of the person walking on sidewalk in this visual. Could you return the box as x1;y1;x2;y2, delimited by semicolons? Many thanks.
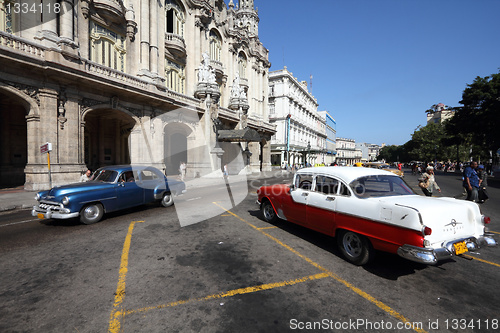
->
477;164;489;203
419;166;441;197
463;161;481;202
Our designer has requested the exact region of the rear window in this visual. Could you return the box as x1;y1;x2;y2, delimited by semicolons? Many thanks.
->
350;175;414;198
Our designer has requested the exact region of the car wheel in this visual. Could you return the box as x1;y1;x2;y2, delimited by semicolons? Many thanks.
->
261;200;278;223
161;192;174;207
80;203;104;225
337;230;373;265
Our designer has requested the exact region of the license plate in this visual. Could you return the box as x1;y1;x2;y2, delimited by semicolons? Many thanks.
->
453;241;468;255
37;213;45;220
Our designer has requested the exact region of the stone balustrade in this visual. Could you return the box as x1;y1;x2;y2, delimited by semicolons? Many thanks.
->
0;31;46;59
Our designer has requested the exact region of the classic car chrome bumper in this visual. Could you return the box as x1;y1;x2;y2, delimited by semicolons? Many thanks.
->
397;233;497;265
32;205;79;220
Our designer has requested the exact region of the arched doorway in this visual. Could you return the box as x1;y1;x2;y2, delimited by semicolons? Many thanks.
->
83;109;136;171
0;90;28;188
164;122;191;176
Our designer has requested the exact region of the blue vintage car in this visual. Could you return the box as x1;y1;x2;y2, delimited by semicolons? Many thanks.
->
32;165;186;224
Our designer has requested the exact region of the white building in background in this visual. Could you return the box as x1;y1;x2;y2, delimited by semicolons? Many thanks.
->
268;67;327;167
317;110;337;165
336;138;361;166
356;143;380;162
0;0;276;189
426;103;455;125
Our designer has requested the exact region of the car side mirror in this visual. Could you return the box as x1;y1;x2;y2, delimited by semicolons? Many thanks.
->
289;184;295;192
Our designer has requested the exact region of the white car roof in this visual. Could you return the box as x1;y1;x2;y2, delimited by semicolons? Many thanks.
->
297;166;396;184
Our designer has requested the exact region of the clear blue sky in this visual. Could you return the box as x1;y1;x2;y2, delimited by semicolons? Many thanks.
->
255;0;500;146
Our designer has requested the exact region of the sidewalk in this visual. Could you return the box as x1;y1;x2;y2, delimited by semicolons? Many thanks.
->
0;187;37;212
0;170;288;213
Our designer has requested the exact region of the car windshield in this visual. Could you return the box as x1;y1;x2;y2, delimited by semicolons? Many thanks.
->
349;175;415;198
93;170;118;182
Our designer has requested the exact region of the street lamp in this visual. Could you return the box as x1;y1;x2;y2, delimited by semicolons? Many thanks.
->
305;141;311;167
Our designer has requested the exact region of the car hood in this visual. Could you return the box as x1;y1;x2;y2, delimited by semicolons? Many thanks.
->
44;181;115;199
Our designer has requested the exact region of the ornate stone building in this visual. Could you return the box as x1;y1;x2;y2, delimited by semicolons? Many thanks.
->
0;0;274;190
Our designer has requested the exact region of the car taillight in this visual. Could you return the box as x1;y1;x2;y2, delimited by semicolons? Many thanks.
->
483;216;491;224
423;226;432;236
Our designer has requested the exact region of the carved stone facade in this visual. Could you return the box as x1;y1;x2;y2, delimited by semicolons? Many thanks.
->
0;0;274;190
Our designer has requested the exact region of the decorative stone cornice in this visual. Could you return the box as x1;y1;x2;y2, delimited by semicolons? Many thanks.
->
0;80;41;107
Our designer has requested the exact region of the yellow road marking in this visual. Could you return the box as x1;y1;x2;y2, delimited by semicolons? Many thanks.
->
124;273;329;316
257;226;278;230
108;221;144;333
490;230;500;235
462;254;500;268
213;203;427;333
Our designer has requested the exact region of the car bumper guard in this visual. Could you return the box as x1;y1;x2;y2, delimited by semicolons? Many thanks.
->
32;206;79;220
398;233;497;265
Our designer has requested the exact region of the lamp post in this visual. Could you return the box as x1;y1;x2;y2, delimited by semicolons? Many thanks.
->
305;141;311;167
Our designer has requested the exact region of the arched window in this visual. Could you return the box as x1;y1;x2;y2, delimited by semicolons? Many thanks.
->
89;21;126;71
165;0;184;36
209;30;222;62
1;0;15;34
165;59;185;94
238;52;247;78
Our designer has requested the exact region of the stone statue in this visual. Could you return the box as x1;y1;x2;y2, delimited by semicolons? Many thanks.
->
197;52;216;84
231;72;241;98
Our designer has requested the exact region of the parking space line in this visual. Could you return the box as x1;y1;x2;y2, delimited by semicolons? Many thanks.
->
462;254;500;268
257;226;278;230
213;203;427;333
108;221;144;333
123;273;329;316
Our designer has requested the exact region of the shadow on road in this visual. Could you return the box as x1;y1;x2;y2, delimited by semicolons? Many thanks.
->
248;208;437;280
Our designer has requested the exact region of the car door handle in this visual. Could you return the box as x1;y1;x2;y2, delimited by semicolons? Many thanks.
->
302;192;309;196
326;196;336;201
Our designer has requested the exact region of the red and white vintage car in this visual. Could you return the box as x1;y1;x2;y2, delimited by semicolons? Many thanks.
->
257;167;496;265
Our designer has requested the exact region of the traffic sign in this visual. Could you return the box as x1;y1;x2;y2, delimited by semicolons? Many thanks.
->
40;142;52;154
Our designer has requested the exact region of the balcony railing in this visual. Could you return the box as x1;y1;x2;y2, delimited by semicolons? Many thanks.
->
165;33;186;57
0;31;46;59
84;60;149;89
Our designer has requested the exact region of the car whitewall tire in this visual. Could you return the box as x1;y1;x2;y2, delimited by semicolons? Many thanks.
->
80;203;104;225
161;192;174;207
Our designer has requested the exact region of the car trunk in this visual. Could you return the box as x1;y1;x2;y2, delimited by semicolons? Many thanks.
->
379;196;481;247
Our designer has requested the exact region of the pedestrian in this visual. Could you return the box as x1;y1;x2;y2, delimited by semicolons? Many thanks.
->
477;164;489;203
179;162;186;181
223;164;228;178
79;169;92;182
418;166;441;197
463;161;480;202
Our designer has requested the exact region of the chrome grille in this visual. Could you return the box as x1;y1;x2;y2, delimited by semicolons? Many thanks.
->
37;201;64;212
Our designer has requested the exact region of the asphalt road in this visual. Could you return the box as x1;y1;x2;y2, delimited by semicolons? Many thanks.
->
0;169;499;333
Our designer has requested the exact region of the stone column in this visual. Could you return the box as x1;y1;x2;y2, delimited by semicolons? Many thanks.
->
59;0;73;40
139;0;150;74
149;0;158;75
36;0;59;48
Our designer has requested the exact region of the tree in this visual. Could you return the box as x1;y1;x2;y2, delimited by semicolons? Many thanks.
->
446;72;500;155
406;123;456;162
378;145;407;162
